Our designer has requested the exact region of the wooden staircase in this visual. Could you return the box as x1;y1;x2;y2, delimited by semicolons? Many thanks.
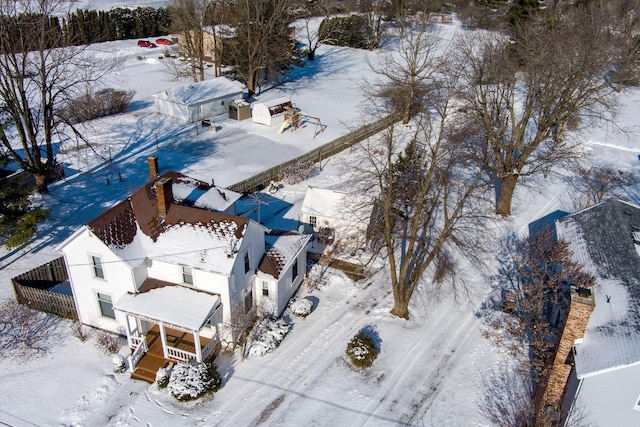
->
131;352;171;383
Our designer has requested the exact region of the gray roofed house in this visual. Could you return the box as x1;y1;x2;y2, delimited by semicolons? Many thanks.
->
555;198;640;426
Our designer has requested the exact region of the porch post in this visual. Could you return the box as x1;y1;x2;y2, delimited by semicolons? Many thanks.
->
193;331;203;362
158;323;169;359
124;314;133;348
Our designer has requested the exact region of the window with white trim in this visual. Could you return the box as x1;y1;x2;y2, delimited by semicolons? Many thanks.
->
91;255;104;279
262;281;269;296
182;266;193;285
97;292;115;318
309;215;317;229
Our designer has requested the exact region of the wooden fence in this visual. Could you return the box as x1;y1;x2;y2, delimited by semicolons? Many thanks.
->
228;113;400;194
11;257;78;320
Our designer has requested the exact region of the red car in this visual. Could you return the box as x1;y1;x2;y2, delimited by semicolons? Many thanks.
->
137;40;157;48
156;38;174;45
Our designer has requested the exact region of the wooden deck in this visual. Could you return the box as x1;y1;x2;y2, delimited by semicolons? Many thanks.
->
131;325;215;383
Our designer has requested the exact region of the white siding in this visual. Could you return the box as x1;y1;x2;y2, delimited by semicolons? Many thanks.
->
60;228;136;334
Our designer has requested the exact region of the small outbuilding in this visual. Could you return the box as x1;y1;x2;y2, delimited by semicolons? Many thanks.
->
251;97;293;127
228;99;252;121
151;77;246;123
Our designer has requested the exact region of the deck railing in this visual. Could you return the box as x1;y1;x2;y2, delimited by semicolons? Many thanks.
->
202;337;219;361
128;339;148;372
167;345;196;362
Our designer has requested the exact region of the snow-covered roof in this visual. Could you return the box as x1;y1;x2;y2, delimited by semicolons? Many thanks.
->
151;77;245;106
85;171;248;274
253;97;292;109
258;233;311;279
556;198;640;377
114;286;219;331
171;176;241;212
300;187;349;218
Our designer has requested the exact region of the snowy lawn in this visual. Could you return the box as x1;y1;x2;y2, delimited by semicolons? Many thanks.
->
1;11;639;426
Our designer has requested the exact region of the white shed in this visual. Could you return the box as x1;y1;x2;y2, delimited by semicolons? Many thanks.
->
251;97;293;127
151;77;246;123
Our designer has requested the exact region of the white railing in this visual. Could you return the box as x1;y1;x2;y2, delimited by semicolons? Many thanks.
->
202;338;218;361
167;346;196;362
131;335;145;349
128;339;147;372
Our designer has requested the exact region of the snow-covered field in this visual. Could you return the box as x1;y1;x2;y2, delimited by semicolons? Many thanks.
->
1;12;639;426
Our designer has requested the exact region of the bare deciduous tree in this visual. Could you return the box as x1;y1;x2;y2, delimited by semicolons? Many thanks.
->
453;6;628;215
167;0;210;82
571;165;637;209
352;83;491;319
0;0;119;193
0;301;62;359
220;0;297;96
369;18;441;124
483;230;594;425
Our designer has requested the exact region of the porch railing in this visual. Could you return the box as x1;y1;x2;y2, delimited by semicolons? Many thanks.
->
167;345;196;362
202;337;219;361
128;339;148;372
131;335;145;349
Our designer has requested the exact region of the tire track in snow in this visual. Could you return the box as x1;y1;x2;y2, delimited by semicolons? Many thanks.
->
213;300;363;426
349;303;478;427
254;311;368;425
400;310;480;426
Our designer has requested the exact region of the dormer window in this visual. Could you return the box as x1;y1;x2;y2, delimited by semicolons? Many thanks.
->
182;266;193;285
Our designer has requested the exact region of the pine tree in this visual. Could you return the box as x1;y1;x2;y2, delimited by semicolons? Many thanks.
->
0;154;49;249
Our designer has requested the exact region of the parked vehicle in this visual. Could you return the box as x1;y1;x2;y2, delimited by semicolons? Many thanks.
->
155;38;173;45
137;40;157;48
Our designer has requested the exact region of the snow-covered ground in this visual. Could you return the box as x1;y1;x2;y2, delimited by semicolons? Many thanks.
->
1;13;639;427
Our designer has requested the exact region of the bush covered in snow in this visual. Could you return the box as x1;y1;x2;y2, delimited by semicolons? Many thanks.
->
346;331;378;368
248;318;291;357
290;298;313;318
167;360;221;401
112;354;126;373
156;366;170;388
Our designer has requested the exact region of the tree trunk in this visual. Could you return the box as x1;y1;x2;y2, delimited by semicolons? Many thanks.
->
34;173;49;194
496;173;518;216
390;291;410;320
307;49;315;61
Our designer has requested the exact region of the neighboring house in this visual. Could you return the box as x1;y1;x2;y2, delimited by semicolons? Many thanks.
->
547;198;640;426
57;157;309;378
299;187;371;254
177;28;220;63
151;76;246;123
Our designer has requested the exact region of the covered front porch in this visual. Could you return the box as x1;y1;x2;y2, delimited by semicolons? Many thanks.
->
113;285;223;381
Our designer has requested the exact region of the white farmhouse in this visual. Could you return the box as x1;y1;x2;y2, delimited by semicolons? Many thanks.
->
151;76;245;123
57;158;309;381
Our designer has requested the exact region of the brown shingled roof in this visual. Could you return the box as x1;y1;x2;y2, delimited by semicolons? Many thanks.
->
87;171;248;247
259;250;286;279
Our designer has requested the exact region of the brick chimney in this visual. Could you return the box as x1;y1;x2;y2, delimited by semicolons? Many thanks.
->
147;156;159;180
155;178;173;217
537;287;595;421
